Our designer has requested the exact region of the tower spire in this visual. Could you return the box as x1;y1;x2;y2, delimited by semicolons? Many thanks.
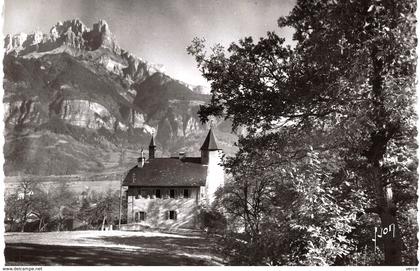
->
200;128;220;151
149;133;156;159
200;127;221;165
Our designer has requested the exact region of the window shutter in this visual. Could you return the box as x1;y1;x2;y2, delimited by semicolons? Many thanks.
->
139;211;146;221
184;189;189;198
174;211;177;220
165;210;169;220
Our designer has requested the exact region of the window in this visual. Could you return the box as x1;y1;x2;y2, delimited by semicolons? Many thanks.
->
183;189;190;198
168;210;177;220
139;211;146;221
141;189;147;198
155;189;161;198
170;189;176;198
135;211;146;222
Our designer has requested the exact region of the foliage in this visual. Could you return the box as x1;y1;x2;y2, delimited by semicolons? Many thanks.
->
78;189;120;230
4;179;78;232
198;205;227;234
4;178;42;232
211;133;371;265
188;0;417;265
4;180;121;232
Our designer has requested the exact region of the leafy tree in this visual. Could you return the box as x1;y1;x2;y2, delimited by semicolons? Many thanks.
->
212;132;370;265
79;189;120;230
188;0;416;265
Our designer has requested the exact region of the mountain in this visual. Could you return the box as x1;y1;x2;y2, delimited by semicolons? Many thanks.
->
3;19;238;177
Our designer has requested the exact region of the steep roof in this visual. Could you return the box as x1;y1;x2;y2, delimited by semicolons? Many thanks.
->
123;157;206;187
200;129;220;151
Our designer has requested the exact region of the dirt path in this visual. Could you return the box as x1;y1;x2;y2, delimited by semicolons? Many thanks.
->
5;231;223;266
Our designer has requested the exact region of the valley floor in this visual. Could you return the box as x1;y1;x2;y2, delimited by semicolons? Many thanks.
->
5;230;224;266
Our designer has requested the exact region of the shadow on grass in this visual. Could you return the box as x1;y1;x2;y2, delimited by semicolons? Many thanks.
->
5;241;217;266
87;235;214;255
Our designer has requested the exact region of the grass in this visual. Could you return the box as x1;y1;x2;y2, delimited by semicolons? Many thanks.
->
5;230;224;266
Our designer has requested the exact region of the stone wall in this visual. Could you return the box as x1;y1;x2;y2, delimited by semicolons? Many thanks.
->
126;186;202;229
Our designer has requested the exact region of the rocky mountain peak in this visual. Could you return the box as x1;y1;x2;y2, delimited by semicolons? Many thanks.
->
50;19;89;39
92;19;109;34
3;19;237;176
86;19;117;51
4;19;118;55
4;18;209;101
4;33;28;52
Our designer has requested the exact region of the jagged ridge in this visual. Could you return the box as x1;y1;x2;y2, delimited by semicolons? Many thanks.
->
3;19;237;176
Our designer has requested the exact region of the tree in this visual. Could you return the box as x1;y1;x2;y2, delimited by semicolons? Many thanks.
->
211;131;370;265
188;0;416;265
79;189;120;230
5;193;22;231
31;187;54;232
5;178;40;232
4;179;56;232
4;180;76;232
47;182;77;231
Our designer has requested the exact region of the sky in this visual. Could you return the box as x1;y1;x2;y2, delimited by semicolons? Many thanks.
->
4;0;296;86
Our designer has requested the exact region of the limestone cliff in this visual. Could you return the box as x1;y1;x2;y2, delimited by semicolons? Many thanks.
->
3;19;238;176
